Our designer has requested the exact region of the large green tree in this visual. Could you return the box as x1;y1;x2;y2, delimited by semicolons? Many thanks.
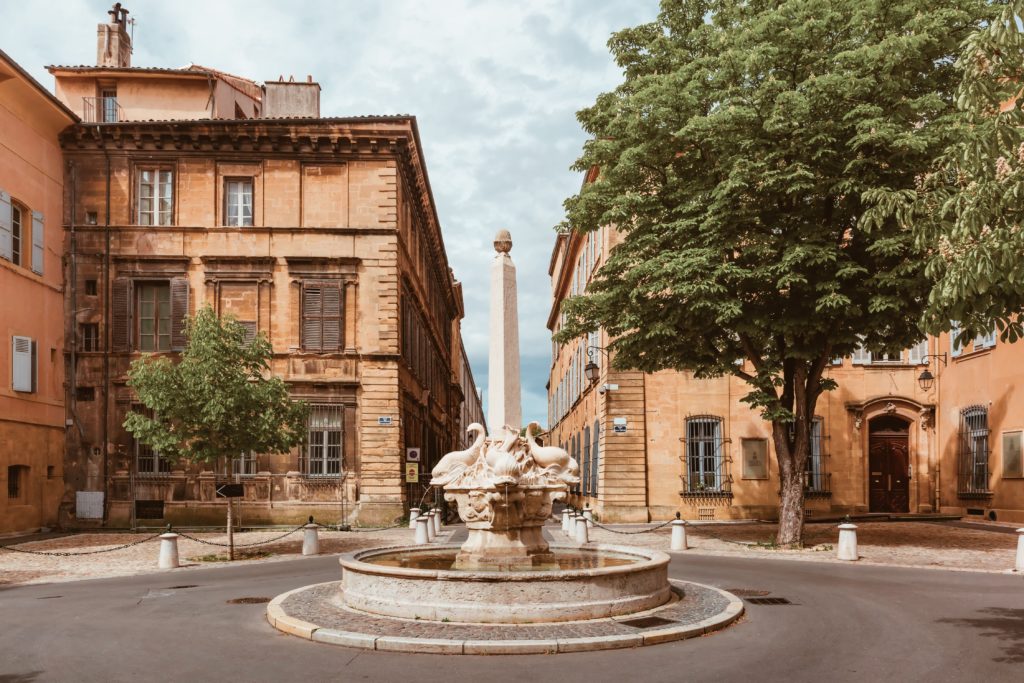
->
867;0;1024;342
125;306;307;551
557;0;990;544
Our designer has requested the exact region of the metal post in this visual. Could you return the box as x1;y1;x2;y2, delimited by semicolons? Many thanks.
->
431;507;442;535
425;512;436;542
583;507;594;529
1015;528;1024;572
302;517;319;556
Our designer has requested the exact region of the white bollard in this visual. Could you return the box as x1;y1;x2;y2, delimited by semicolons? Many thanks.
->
566;513;577;537
408;508;421;530
302;523;320;556
575;516;589;544
432;508;442;535
583;508;594;530
158;532;179;569
837;523;859;561
415;515;430;545
561;509;570;534
425;512;437;542
1016;528;1024;572
670;520;688;551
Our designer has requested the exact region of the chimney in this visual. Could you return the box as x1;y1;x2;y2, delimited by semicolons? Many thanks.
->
261;75;321;118
97;3;132;68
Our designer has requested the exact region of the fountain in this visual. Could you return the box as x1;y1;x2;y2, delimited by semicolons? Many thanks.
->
267;231;742;652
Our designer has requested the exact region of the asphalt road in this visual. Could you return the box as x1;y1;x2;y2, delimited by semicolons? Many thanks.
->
1;550;1022;683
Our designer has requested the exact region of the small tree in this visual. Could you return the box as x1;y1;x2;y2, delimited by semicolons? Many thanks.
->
125;306;307;554
557;0;990;545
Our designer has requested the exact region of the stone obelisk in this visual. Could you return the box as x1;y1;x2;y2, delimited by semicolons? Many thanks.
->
488;229;521;432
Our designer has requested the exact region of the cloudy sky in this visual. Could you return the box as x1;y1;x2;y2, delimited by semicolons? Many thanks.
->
4;0;660;426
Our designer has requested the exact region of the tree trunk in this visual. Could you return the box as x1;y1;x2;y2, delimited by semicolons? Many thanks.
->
773;419;807;546
227;498;234;561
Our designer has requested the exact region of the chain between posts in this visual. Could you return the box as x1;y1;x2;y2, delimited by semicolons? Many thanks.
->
586;518;676;535
0;531;165;556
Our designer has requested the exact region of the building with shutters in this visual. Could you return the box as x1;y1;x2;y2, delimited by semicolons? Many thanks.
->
0;49;78;535
549;197;1024;525
46;6;479;528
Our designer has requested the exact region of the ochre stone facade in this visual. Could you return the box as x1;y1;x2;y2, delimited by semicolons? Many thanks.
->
548;226;1024;525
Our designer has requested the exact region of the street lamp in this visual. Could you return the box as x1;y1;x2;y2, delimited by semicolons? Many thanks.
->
585;345;609;384
916;353;948;392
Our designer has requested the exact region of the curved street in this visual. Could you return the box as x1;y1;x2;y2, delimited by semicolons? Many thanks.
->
2;550;1021;683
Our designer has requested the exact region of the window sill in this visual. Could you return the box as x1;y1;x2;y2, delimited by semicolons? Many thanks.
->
956;491;994;499
953;348;994;363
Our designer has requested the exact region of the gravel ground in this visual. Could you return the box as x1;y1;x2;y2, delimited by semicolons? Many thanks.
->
582;520;1021;572
0;526;419;587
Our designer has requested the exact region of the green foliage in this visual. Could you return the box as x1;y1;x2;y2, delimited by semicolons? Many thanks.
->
865;1;1024;343
558;0;988;426
124;305;308;468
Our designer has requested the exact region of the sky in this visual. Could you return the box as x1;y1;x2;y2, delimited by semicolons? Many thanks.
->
2;0;661;427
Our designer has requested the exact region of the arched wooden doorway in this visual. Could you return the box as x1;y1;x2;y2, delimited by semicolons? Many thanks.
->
868;415;910;513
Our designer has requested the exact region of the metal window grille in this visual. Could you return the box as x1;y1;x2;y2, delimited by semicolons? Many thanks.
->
685;417;727;493
805;419;830;494
230;452;258;477
302;404;343;477
958;406;991;497
8;465;25;499
136;440;171;475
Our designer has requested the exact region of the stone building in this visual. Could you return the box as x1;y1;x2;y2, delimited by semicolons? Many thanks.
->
0;49;78;535
49;6;479;528
548;211;1024;525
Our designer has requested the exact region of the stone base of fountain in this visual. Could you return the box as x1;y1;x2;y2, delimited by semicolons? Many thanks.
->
339;543;671;623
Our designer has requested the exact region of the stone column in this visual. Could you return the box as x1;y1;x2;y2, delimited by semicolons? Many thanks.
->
488;230;521;432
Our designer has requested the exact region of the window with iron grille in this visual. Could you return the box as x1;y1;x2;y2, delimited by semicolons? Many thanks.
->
80;323;100;352
685;416;726;493
806;418;829;494
136;440;171;475
958;406;990;496
229;452;258;477
303;404;343;477
8;465;28;500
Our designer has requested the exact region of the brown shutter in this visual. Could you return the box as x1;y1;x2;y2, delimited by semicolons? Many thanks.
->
239;321;258;344
322;283;342;351
170;277;190;351
302;284;322;351
111;278;132;352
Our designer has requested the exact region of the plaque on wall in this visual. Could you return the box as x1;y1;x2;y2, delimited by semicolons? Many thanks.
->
742;438;769;479
1003;431;1023;478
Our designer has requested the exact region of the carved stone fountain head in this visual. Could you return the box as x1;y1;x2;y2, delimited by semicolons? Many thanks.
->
431;421;579;568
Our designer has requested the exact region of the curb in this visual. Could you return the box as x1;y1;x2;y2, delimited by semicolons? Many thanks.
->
266;579;743;655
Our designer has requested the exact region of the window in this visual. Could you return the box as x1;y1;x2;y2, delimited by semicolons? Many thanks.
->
806;419;828;493
685;416;725;493
100;87;118;123
11;336;35;392
136;440;171;475
75;386;95;402
304;404;343;477
11;201;22;266
8;465;28;501
223;178;253;227
907;339;928;365
591;419;599;495
973;328;996;350
958;406;990;496
231;452;258;477
582;425;591;496
137;283;171;352
302;282;343;352
950;321;962;358
137;169;173;226
80;323;100;351
85;279;98;296
851;343;871;365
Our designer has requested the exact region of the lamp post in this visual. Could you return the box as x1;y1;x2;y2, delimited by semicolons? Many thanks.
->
585;345;609;384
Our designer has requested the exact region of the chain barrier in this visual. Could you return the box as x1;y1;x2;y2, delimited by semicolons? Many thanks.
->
173;523;307;548
335;517;406;533
587;518;676;535
0;531;165;556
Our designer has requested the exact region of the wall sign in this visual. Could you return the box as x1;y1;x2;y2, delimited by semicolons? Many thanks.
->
741;438;769;479
406;447;421;462
1003;431;1023;478
378;416;393;426
405;462;420;483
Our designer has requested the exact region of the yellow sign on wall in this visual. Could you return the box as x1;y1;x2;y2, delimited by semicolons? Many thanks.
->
405;462;419;483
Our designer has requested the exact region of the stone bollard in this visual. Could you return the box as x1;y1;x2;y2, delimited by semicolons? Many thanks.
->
837;523;859;561
415;515;430;545
158;532;179;569
583;508;594;530
302;523;320;556
575;515;589;544
425;512;437;542
670;519;688;551
561;509;571;534
1016;528;1024;572
566;513;578;537
432;508;442;535
408;508;421;530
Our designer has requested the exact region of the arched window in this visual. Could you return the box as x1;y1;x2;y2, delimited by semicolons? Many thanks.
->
685;416;724;493
958;406;990;496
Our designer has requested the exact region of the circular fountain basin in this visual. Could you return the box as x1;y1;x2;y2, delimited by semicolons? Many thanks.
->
339;543;671;624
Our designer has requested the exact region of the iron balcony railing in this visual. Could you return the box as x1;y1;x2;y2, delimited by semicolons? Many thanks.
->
83;96;124;123
805;471;832;497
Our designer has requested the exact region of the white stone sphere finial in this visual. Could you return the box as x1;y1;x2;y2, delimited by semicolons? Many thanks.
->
494;229;512;254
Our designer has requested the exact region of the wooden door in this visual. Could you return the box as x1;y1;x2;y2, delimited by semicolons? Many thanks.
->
869;435;910;513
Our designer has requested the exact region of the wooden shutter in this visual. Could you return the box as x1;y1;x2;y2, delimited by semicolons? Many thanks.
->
11;336;33;392
239;321;258;344
302;284;323;351
0;190;11;261
31;211;44;275
170;277;190;351
322;284;342;351
111;278;132;352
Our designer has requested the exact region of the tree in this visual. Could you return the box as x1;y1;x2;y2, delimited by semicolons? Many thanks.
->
557;0;990;545
866;1;1024;342
125;306;307;554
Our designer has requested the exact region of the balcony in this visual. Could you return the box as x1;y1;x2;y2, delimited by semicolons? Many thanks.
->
83;96;124;123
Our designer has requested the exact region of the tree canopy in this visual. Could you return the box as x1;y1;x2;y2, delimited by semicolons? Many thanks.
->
557;0;992;544
124;306;307;467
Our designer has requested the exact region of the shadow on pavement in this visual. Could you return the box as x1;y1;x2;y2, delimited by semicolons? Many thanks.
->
938;608;1024;663
0;672;45;682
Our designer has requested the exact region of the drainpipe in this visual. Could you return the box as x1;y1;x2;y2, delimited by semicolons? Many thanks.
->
102;148;111;524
